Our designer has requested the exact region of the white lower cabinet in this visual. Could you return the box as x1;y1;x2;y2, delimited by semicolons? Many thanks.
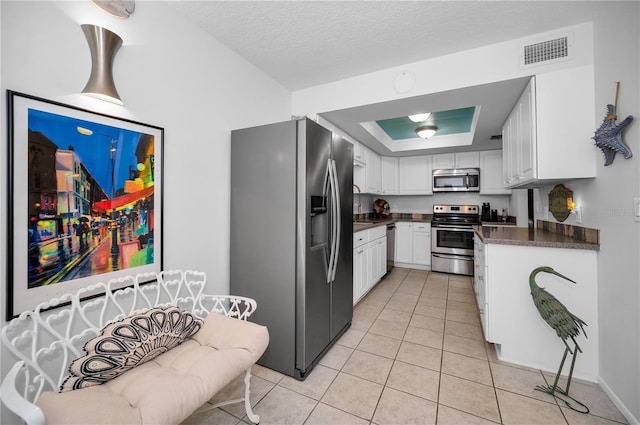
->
353;226;386;305
473;237;490;340
411;223;431;266
474;235;599;381
372;237;387;283
394;222;431;269
395;222;413;263
353;244;370;304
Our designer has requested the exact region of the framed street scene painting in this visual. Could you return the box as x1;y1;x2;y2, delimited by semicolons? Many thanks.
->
6;90;163;319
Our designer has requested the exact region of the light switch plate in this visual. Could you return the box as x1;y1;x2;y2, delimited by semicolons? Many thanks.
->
573;206;582;224
634;198;640;222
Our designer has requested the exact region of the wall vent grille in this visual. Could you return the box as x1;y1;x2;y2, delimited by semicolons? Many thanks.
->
524;37;568;65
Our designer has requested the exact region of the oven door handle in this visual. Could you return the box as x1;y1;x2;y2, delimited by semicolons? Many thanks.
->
433;225;475;230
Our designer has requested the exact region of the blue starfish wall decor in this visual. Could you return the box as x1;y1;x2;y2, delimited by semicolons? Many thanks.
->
592;105;634;166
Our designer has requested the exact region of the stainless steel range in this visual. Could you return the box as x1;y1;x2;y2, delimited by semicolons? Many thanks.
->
431;204;480;276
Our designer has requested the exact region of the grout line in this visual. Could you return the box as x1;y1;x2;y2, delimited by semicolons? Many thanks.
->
434;271;451;423
203;268;621;425
364;268;410;424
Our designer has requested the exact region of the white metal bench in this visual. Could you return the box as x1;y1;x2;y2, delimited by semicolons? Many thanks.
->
1;270;269;425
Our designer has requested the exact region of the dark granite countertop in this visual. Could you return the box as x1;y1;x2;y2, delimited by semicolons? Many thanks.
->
353;214;432;233
474;225;600;251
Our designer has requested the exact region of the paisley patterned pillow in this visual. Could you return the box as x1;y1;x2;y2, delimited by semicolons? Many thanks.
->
61;306;203;392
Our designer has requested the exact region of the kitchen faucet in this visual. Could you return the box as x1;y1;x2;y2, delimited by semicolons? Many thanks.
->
353;184;362;215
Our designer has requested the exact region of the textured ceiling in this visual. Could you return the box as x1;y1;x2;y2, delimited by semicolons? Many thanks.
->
162;1;606;154
163;1;603;91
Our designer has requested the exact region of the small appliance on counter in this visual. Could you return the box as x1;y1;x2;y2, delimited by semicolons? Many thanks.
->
481;203;491;221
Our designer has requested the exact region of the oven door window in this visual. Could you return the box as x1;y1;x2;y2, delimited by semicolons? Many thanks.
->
435;228;474;251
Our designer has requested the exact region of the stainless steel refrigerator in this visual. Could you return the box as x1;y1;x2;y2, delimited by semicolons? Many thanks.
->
230;118;353;380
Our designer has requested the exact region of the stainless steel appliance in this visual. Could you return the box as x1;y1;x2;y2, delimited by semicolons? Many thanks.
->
433;168;480;192
386;223;395;273
230;118;353;380
431;204;480;276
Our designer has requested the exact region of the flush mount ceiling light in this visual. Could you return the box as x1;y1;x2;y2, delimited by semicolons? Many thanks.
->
415;125;438;139
81;24;124;105
408;113;431;122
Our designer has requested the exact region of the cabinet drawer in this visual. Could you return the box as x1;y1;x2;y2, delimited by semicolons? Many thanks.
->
369;225;386;240
354;230;370;248
412;222;431;232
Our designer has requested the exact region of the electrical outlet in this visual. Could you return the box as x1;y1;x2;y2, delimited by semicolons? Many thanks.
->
634;198;640;222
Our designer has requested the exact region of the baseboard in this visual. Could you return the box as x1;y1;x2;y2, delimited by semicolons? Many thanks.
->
393;262;431;271
599;376;639;425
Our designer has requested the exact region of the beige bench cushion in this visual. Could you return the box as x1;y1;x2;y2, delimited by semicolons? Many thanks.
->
37;313;269;425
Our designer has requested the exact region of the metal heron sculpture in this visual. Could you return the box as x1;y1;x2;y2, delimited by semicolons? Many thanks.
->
529;266;589;413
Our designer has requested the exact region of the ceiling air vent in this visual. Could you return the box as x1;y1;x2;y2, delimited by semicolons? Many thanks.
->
523;36;568;65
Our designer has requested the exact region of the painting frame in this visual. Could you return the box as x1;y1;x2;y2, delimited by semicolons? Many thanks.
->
6;90;164;320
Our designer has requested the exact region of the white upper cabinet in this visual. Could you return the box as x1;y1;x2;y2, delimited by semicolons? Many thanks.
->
432;153;455;170
364;147;381;193
479;150;511;195
502;67;596;188
433;152;479;170
353;141;366;166
455;151;480;168
398;155;432;195
381;157;399;195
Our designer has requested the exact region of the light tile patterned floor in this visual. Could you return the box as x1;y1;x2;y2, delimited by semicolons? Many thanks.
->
182;268;628;425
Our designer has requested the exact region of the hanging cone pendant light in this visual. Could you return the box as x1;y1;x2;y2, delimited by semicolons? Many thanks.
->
81;24;124;105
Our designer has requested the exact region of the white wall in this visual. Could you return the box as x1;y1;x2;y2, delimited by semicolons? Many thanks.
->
534;4;640;422
292;23;594;117
0;2;291;423
294;9;640;424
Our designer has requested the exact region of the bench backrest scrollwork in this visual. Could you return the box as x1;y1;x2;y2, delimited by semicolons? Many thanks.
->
1;270;257;407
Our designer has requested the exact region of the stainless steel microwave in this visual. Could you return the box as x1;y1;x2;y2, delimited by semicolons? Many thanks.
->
433;168;480;192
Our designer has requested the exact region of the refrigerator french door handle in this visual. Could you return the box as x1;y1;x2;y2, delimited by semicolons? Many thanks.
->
322;159;331;209
326;159;337;283
330;159;341;282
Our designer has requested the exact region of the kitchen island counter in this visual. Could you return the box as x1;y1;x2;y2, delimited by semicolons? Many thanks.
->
475;225;599;251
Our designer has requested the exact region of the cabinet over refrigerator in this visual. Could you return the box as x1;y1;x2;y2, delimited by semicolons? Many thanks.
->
230;118;353;380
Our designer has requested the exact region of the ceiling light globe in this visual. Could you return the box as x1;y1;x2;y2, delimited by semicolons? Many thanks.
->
408;113;431;122
415;125;438;139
